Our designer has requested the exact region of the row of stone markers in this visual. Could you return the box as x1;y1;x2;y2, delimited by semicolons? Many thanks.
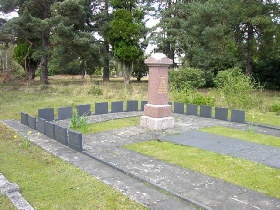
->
37;102;245;123
19;102;245;153
176;104;245;123
20;112;83;152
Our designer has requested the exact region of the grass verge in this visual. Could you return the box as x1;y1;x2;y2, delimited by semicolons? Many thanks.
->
200;126;280;148
75;116;140;134
0;123;146;210
125;140;280;199
0;195;16;210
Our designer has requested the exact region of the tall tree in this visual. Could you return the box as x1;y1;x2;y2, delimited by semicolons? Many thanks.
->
88;0;112;81
233;0;280;75
0;0;61;84
50;0;101;78
108;0;146;85
152;0;280;79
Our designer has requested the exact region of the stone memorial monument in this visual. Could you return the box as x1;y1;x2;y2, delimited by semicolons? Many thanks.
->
140;53;174;130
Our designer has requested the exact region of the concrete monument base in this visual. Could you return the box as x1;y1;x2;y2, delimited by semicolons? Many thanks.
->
140;116;174;130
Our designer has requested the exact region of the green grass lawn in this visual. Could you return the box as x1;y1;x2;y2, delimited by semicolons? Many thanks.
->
0;123;146;210
75;116;140;134
0;195;16;210
125;140;280;199
201;126;280;148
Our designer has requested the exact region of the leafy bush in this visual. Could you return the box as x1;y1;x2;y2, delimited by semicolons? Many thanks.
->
214;67;262;110
170;90;191;104
88;86;103;96
269;104;280;114
169;67;206;91
192;93;215;106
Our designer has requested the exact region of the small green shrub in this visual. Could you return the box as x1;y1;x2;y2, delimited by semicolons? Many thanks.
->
70;111;79;129
88;86;103;96
192;93;215;106
79;115;89;133
269;103;280;114
169;67;206;91
170;89;191;104
214;67;262;110
70;110;88;132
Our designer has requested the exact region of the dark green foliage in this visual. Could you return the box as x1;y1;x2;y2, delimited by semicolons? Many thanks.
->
108;0;146;84
192;93;215;106
132;56;148;81
51;0;102;77
152;0;280;89
169;67;206;91
13;42;40;80
253;58;280;90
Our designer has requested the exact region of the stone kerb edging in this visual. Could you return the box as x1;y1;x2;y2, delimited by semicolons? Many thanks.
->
19;101;248;154
0;173;34;210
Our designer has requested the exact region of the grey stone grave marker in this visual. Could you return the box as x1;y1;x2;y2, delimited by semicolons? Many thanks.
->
68;130;83;152
141;101;147;111
231;109;245;123
111;101;124;113
95;102;108;115
27;115;37;130
55;125;68;146
45;121;55;139
215;107;228;121
186;104;198;116
38;108;54;121
37;118;45;135
127;100;138;112
77;104;91;116
21;112;28;125
174;102;185;114
200;105;212;118
58;107;73;120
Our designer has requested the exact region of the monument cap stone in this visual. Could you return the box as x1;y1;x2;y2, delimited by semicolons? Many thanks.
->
145;53;173;66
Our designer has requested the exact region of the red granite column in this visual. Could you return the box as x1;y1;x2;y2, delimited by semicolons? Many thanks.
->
140;53;174;130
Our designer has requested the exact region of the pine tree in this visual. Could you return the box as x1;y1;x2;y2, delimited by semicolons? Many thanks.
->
108;0;146;84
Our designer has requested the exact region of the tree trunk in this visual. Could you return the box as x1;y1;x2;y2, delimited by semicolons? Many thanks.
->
124;63;131;85
80;59;85;79
246;22;254;76
40;1;50;84
40;31;49;84
26;60;38;81
103;39;110;81
103;0;110;82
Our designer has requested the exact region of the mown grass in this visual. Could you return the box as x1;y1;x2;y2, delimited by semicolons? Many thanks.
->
125;140;280;199
246;111;280;127
201;126;280;148
0;123;146;210
75;116;140;134
0;195;16;210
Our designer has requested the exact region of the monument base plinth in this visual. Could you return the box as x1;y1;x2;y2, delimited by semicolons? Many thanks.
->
140;116;174;130
144;104;171;118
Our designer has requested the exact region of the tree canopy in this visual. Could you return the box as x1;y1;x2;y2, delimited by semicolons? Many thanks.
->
0;0;279;88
